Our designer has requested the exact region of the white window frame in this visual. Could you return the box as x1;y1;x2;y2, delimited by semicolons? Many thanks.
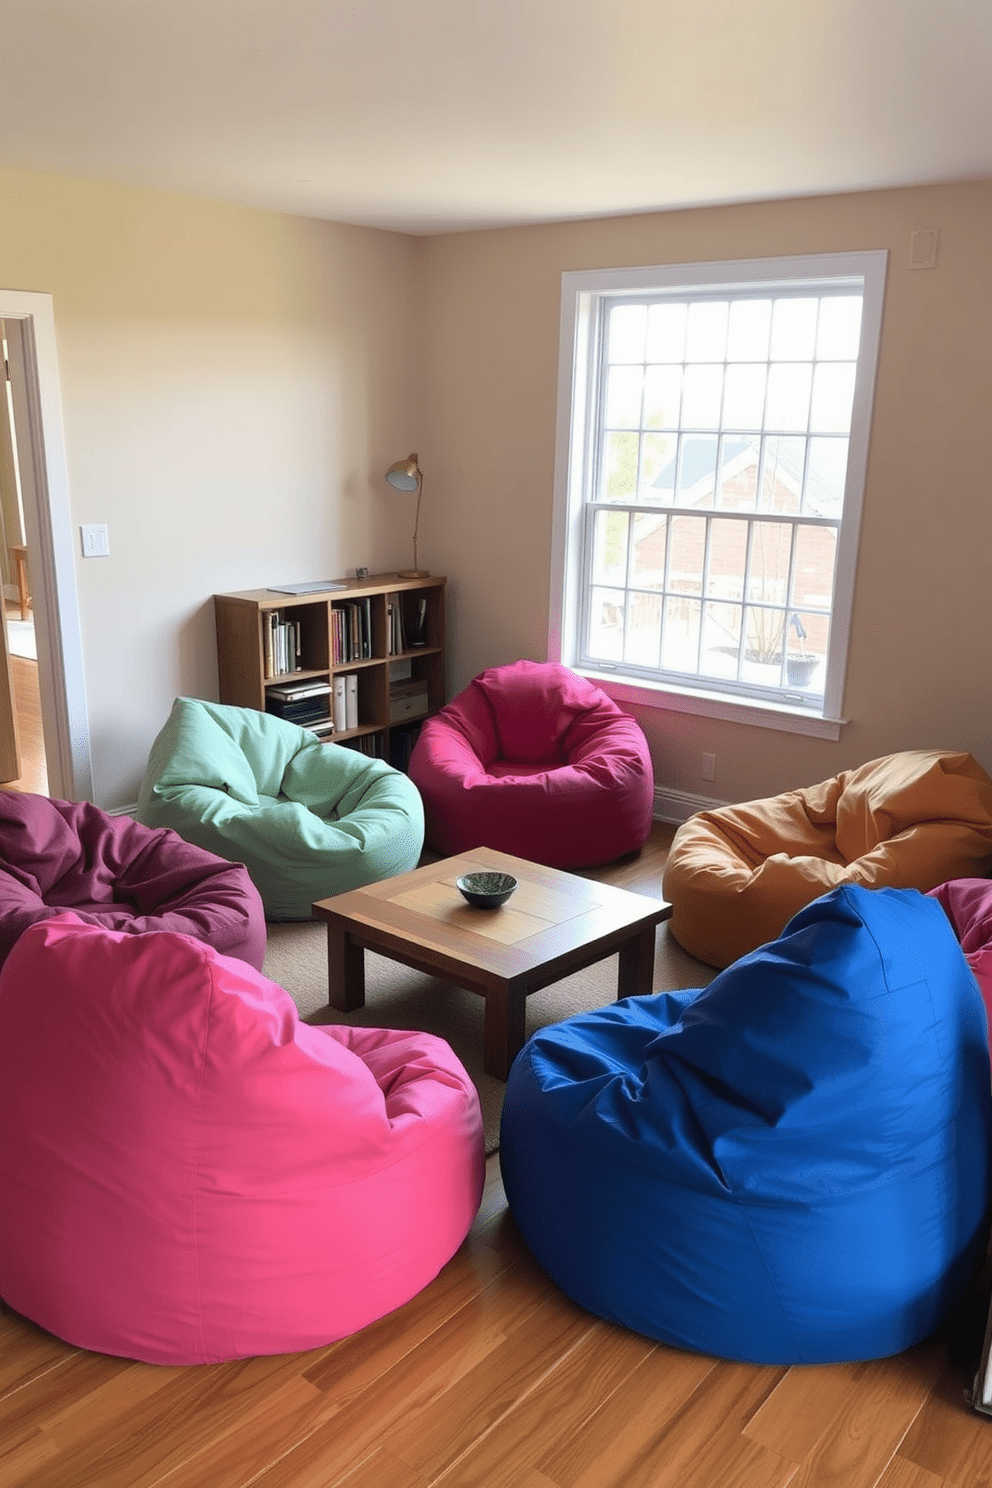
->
548;251;888;739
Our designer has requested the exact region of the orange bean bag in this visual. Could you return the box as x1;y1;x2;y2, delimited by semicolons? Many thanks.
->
663;750;992;968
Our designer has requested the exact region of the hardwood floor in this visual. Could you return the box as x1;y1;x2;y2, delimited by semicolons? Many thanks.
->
3;604;48;796
4;653;48;796
1;824;990;1487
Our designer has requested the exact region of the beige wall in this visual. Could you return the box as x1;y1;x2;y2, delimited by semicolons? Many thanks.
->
421;181;992;804
2;162;990;811
0;166;422;806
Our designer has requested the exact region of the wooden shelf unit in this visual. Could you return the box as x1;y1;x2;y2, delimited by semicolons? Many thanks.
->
214;574;446;766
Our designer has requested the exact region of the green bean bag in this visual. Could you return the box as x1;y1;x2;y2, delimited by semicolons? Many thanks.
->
136;698;425;920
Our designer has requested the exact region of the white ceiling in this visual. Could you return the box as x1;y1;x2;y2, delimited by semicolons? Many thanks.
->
1;0;991;236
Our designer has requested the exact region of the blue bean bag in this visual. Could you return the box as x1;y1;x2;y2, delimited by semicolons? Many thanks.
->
500;884;992;1365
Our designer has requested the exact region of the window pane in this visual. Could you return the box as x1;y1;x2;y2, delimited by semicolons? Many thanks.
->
770;298;818;359
600;431;639;501
791;524;837;611
646;301;687;362
625;592;662;667
682;364;723;428
605;365;644;428
810;362;856;433
746;520;793;607
744;604;787;671
816;296;862;359
804;436;849;516
784;610;824;691
765;363;812;431
631;513;667;589
727;299;771;361
608;304;646;363
592;509;629;586
641;433;677;498
759;436;805;513
668;515;706;595
723;363;767;429
685;300;729;361
661;595;700;671
643;365;682;428
705;518;747;602
645;438;677;502
587;588;625;660
701;601;742;679
677;436;718;507
717;436;759;510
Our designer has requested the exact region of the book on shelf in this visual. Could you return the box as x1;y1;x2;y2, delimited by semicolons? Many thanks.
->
266;696;331;726
406;596;428;647
302;717;335;738
345;673;358;731
340;733;385;758
262;610;303;679
389;722;421;772
332;676;348;734
387;598;409;655
331;600;372;664
266;680;332;703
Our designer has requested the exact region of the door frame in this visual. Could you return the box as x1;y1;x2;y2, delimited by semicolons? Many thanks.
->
1;290;92;800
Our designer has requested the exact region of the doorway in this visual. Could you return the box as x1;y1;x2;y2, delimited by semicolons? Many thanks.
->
1;322;46;791
0;292;92;801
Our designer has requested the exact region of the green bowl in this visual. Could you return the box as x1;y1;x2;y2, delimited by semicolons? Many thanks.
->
455;871;518;908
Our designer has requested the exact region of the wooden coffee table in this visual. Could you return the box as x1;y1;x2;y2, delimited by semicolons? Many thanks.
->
311;846;673;1080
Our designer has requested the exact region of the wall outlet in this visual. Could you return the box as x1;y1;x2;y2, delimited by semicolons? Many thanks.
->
80;523;110;558
701;752;716;781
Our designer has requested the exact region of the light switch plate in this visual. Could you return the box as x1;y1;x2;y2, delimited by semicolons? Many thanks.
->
80;523;110;557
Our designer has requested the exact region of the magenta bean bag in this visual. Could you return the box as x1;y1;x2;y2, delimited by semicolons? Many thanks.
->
0;789;266;971
929;877;992;1041
0;914;485;1364
409;660;654;868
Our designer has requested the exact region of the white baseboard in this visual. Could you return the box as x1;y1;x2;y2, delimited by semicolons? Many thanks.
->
653;785;725;824
114;792;720;829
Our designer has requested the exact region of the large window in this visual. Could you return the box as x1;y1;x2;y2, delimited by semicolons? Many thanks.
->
550;252;887;737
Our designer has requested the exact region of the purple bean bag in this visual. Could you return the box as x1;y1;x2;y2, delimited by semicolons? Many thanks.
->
409;661;654;868
0;914;484;1363
0;790;266;970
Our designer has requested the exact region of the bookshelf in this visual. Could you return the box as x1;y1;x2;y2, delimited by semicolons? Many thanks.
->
214;574;446;770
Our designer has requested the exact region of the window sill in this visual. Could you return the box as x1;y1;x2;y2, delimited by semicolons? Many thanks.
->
578;670;846;740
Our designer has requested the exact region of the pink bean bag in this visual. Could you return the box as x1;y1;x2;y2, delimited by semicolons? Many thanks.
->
929;878;992;1041
409;661;654;868
0;790;266;971
0;915;484;1364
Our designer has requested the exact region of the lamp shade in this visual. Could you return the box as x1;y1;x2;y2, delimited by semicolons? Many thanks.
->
385;454;421;493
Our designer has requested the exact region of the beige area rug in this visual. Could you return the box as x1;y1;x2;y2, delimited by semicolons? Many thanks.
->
263;916;716;1155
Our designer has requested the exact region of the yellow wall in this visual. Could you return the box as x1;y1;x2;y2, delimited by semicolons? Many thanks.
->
421;181;992;803
0;166;422;805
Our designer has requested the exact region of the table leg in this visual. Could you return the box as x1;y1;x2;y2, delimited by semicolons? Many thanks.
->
326;925;366;1011
483;984;527;1082
617;924;657;1000
11;547;29;622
